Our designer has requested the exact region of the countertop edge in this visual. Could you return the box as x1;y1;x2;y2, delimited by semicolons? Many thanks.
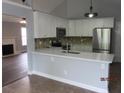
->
31;51;113;64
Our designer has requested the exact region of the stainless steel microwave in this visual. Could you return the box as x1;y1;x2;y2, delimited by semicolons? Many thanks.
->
56;27;66;38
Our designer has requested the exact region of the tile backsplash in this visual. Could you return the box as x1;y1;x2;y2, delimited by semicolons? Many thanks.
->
35;37;93;52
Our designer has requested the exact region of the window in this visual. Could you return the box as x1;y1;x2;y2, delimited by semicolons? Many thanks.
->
21;27;27;46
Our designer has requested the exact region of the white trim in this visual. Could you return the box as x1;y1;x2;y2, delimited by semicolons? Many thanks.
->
2;0;32;10
32;71;108;93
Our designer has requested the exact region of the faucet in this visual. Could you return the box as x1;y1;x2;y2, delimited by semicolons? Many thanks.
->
66;42;69;53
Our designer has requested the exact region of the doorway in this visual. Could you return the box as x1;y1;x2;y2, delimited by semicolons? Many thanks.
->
2;14;28;86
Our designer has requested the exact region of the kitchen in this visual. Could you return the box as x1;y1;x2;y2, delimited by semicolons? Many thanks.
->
32;11;114;93
2;0;121;93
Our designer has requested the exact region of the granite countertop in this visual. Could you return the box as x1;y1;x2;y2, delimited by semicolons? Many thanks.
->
32;47;114;63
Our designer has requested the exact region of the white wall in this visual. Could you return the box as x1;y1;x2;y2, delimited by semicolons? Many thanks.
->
112;20;121;62
50;0;67;18
3;0;32;7
2;21;27;53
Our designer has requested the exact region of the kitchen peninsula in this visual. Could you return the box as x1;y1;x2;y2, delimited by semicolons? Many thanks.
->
31;11;115;93
31;48;114;93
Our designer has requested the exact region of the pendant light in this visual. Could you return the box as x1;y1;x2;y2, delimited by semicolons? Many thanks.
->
84;0;98;18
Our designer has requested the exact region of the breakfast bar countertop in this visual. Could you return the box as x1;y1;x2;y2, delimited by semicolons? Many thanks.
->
33;48;114;63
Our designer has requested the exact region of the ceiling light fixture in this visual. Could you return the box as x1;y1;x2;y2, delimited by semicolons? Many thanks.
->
20;18;26;24
84;0;98;18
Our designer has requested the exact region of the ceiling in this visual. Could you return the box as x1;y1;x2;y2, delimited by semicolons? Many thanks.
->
32;0;121;20
3;0;121;20
4;0;23;4
2;14;23;23
66;0;121;19
33;0;65;13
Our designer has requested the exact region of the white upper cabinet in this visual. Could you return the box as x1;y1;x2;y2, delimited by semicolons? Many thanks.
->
75;19;96;36
94;18;114;28
102;18;114;27
34;11;52;38
56;17;66;28
38;12;51;37
47;15;56;37
34;12;40;38
34;11;114;38
55;17;69;36
68;18;114;37
68;20;76;36
33;11;68;38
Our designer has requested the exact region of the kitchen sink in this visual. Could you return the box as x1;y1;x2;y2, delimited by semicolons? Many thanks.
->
68;51;80;54
61;51;80;54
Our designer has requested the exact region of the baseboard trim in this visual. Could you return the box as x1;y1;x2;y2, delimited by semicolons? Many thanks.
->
32;71;108;93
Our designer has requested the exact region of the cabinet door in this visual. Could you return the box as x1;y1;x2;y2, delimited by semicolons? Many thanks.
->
34;12;49;38
55;17;69;36
93;19;103;27
39;13;51;38
55;17;62;27
68;18;114;37
75;20;83;36
75;19;94;36
49;16;56;37
75;18;114;37
45;15;56;37
56;17;65;28
68;20;76;36
102;18;114;27
94;18;114;28
34;12;40;38
34;12;56;38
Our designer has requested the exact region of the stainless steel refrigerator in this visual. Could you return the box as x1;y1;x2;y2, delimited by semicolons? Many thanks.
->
92;28;112;53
